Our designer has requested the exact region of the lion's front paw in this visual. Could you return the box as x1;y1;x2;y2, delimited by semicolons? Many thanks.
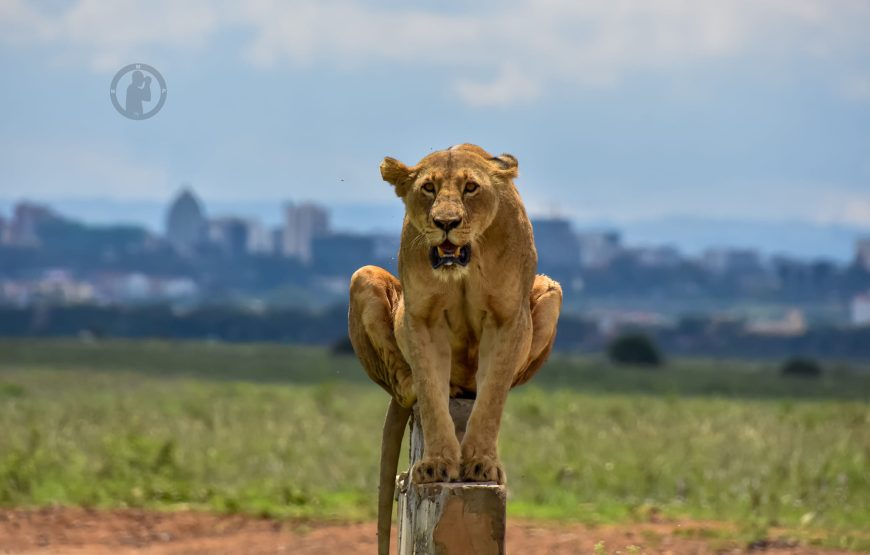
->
460;455;505;484
411;457;460;484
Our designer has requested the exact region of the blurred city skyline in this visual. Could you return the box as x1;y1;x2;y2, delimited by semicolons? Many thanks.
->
1;192;866;262
1;1;869;241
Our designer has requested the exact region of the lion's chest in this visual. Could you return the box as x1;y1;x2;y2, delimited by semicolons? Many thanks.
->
402;273;525;393
439;296;486;392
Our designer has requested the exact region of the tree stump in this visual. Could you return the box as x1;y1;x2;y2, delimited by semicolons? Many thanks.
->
395;399;507;555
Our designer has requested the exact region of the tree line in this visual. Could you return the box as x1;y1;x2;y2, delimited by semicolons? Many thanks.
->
2;304;870;361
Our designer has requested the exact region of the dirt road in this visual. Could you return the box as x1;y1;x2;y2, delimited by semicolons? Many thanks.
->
0;508;855;555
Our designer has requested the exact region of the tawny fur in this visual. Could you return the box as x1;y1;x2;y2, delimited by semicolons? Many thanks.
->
347;144;562;554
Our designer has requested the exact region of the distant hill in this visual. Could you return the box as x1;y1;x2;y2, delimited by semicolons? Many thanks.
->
613;216;869;262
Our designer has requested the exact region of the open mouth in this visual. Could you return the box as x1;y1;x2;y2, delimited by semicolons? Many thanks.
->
429;240;471;269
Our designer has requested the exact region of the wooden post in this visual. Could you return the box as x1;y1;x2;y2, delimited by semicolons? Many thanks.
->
395;399;507;555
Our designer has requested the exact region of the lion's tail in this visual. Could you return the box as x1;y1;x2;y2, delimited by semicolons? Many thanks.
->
378;397;411;555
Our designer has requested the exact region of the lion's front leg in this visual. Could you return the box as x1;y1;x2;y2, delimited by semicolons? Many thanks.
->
460;310;532;483
398;316;461;484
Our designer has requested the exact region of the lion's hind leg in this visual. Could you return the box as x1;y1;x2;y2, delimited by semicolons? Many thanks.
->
349;267;415;555
512;274;562;387
348;265;415;407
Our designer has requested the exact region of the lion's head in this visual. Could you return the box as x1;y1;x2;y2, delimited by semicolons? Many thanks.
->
380;144;519;274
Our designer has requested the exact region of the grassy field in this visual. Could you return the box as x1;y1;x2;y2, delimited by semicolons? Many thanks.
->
0;339;868;550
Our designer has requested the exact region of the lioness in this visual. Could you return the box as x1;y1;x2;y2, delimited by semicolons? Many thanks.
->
348;144;562;553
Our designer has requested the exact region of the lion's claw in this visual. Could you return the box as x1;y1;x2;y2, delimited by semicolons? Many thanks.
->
460;455;505;483
411;457;460;484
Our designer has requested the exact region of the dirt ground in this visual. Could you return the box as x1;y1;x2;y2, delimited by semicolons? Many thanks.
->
0;508;857;555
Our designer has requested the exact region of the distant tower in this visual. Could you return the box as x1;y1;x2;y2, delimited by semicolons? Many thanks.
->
856;238;870;272
166;187;206;253
9;202;61;247
531;217;580;270
282;202;330;262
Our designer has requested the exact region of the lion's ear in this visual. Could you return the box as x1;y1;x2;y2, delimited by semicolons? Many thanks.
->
489;153;519;180
380;157;416;197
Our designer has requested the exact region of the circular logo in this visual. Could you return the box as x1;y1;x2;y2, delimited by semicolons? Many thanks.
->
110;63;167;120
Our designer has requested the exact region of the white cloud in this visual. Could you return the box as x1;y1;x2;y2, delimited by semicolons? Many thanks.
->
1;0;869;101
841;75;870;102
839;200;870;227
0;0;221;70
815;193;870;227
453;64;541;107
236;1;481;69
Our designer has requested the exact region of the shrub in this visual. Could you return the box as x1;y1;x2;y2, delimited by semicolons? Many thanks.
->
607;333;663;367
781;357;822;378
330;335;356;356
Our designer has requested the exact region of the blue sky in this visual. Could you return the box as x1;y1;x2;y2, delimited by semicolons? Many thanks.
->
1;1;869;244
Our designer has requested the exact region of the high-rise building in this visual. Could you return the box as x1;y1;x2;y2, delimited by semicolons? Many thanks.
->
575;230;621;268
282;202;330;262
244;220;274;255
9;202;62;246
856;238;870;272
702;248;763;274
312;233;375;276
631;245;683;268
207;217;249;256
532;218;581;270
166;188;206;253
852;293;870;326
207;217;274;256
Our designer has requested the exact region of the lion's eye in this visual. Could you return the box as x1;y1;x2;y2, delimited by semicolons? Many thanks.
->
464;181;479;194
421;182;435;194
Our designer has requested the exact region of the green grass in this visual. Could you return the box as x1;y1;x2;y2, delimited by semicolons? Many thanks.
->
0;339;868;550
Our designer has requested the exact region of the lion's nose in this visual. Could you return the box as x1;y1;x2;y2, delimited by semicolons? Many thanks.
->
434;217;462;232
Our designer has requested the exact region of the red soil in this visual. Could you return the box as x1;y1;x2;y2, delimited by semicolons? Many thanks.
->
0;508;856;555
